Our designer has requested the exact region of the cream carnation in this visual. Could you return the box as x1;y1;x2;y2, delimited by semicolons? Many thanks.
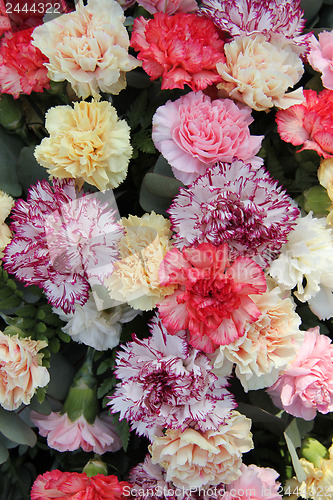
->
0;190;14;258
269;213;333;320
285;453;333;500
0;332;49;410
149;411;253;489
53;293;138;351
211;283;303;392
216;34;304;112
105;212;175;311
31;0;140;99
34;100;132;191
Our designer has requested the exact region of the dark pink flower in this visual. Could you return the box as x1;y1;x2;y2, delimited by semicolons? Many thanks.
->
131;12;225;91
168;161;299;267
276;89;333;158
3;179;122;313
108;315;235;438
158;242;267;353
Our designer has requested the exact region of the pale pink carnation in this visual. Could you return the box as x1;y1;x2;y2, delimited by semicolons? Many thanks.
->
308;32;333;90
152;92;263;185
108;315;235;439
224;464;282;500
169;161;299;267
200;0;310;54
267;327;333;420
138;0;197;15
30;411;122;454
3;179;122;313
158;242;267;353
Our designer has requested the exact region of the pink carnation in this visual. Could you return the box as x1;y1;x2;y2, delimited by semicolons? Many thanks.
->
158;242;267;353
137;0;197;15
276;89;333;158
3;179;122;313
108;315;235;439
130;13;225;91
0;24;50;98
0;0;11;36
308;31;333;90
152;91;263;184
267;327;333;420
30;411;122;454
200;0;310;54
168;161;299;267
224;464;282;500
30;469;130;500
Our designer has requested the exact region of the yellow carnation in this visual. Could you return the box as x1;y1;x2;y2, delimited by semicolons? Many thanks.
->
285;454;333;500
318;158;333;227
105;212;176;311
34;100;132;191
0;190;14;258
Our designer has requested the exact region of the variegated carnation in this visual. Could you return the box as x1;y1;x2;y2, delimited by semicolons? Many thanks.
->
149;411;253;488
53;293;138;351
34;101;132;192
0;190;14;259
3;179;123;313
108;315;235;439
169;161;299;267
31;0;140;99
105;212;175;311
211;282;303;392
200;0;310;53
216;34;304;112
0;332;49;410
269;213;333;320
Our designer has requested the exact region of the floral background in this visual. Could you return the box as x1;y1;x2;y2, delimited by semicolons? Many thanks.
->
1;0;333;499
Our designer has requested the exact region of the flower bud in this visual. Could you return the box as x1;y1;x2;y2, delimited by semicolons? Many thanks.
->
83;457;108;477
301;437;329;467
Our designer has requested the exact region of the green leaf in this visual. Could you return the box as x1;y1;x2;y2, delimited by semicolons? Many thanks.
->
0;408;36;447
48;337;60;353
16;145;49;195
112;414;130;451
28;394;51;415
139;172;183;215
126;90;148;129
0;295;22;310
0;437;9;465
97;376;116;399
47;353;75;401
132;129;156;154
284;418;307;483
0;125;24;197
96;355;116;376
57;330;71;343
237;402;286;435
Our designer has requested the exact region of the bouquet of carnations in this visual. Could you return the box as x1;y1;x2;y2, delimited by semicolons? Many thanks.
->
0;0;333;498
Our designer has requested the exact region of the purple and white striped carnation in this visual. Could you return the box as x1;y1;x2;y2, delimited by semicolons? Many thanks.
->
168;161;300;268
3;179;122;313
108;315;235;439
199;0;310;54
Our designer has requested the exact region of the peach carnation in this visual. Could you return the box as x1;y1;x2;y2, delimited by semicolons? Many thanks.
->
0;332;49;411
105;212;175;311
31;0;140;99
212;283;303;392
149;411;253;489
0;190;14;259
34;100;132;191
216;33;304;112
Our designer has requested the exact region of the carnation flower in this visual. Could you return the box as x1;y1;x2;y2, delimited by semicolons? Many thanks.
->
30;470;130;500
0;332;49;411
224;464;282;500
212;282;303;392
152;92;263;185
267;327;333;421
3;179;122;313
53;293;138;351
34;100;132;192
0;190;14;259
105;212;175;311
109;315;235;439
268;212;333;320
0;24;50;98
168;161;299;266
276;89;333;158
130;13;225;91
158;242;267;353
31;0;140;99
200;0;309;52
149;411;253;488
137;0;197;15
308;32;333;90
216;34;304;112
30;411;122;454
0;0;11;37
318;158;333;226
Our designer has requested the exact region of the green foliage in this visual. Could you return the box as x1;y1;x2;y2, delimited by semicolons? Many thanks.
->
112;413;130;451
0;125;24;197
